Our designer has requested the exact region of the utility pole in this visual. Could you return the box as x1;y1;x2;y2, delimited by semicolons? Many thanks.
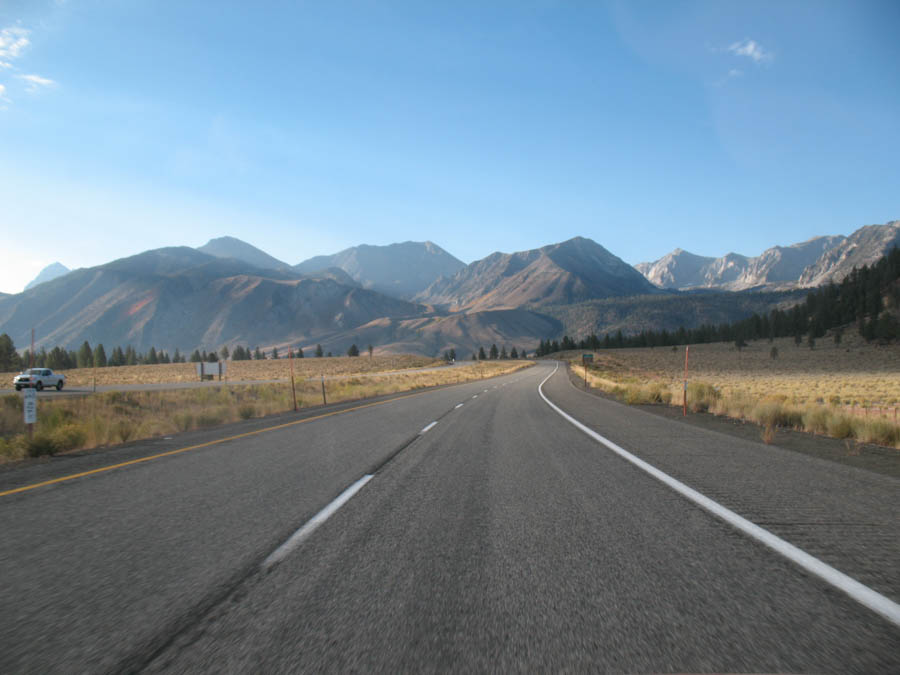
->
288;348;298;411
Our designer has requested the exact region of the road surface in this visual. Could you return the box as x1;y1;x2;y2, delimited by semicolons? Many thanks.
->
1;362;897;673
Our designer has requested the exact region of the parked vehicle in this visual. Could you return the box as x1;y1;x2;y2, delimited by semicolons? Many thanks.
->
13;368;66;391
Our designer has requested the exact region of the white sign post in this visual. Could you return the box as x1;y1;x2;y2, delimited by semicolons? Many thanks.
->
23;387;37;426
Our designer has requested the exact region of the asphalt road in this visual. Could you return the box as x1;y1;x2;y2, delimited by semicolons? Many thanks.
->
1;362;897;673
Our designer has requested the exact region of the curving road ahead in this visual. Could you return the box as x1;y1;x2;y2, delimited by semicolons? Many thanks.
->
1;362;897;673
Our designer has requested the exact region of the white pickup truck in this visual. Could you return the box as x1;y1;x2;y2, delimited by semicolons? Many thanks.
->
13;368;66;391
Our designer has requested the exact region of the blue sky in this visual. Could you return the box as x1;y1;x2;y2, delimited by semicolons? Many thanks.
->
1;0;898;293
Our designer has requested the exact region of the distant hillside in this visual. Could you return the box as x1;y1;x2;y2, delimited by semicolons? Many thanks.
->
540;290;805;340
798;222;900;286
0;248;422;352
417;237;657;311
25;262;70;291
294;241;464;299
636;235;845;291
306;308;563;357
197;236;289;270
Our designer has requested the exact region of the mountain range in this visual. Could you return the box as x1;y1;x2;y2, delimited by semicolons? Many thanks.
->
1;221;897;358
635;221;899;291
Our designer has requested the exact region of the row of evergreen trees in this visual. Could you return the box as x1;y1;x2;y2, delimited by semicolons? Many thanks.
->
536;246;900;354
472;344;526;360
1;336;374;372
14;341;189;370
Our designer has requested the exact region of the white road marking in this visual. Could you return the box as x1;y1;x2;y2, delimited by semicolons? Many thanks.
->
263;474;373;570
537;362;900;629
472;395;478;399
420;421;437;434
455;403;464;409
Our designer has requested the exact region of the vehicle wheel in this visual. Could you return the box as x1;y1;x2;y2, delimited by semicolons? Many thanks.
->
35;381;43;391
56;381;64;391
15;385;21;391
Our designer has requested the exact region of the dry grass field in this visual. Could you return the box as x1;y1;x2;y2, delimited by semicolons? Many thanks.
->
1;354;441;388
0;360;532;462
564;331;900;449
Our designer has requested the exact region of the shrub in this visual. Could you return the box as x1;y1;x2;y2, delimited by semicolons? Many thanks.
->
50;423;87;452
827;414;856;439
857;419;900;447
238;404;256;420
113;421;135;443
752;399;803;429
688;382;720;413
801;406;831;435
25;432;58;457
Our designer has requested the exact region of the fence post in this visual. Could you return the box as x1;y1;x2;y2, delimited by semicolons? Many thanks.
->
321;374;327;406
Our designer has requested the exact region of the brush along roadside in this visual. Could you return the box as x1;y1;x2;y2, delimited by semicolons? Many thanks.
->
0;354;442;388
0;361;532;462
568;358;900;450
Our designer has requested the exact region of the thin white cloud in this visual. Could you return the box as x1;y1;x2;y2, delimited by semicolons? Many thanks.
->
713;68;743;88
0;26;30;62
18;73;56;90
728;39;772;64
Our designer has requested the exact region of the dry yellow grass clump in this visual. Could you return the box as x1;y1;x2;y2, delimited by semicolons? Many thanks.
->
565;333;900;449
1;354;441;388
0;360;531;462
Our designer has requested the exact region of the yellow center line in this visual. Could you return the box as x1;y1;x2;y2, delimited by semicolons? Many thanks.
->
0;390;428;498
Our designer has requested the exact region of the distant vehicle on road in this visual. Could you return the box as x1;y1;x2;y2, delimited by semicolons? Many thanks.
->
13;368;66;392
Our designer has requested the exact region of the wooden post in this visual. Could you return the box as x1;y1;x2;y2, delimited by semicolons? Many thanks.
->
682;345;690;417
321;374;327;406
288;348;298;412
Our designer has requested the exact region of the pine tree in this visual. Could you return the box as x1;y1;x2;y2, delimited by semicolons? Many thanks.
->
125;346;137;366
93;344;107;368
347;344;360;357
220;345;230;361
500;346;508;359
478;346;486;360
173;348;182;363
315;344;324;358
449;348;456;361
189;349;202;362
368;344;374;358
271;347;279;360
297;347;304;358
77;340;93;368
510;347;518;359
254;346;263;360
147;347;159;364
0;333;21;372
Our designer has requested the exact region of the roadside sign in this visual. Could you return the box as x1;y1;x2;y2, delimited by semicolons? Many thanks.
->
582;354;593;363
23;388;37;424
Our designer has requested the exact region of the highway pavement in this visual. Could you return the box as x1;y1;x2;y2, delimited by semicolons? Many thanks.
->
1;362;897;673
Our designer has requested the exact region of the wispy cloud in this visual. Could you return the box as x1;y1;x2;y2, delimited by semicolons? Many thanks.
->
728;39;772;64
18;73;56;92
0;25;30;68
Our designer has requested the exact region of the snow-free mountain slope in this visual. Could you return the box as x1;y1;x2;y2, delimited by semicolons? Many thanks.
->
294;241;465;299
24;262;71;291
197;236;290;271
417;237;658;310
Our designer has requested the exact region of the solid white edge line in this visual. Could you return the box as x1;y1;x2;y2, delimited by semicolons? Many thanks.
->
538;362;900;628
420;421;437;434
263;474;373;570
455;403;464;409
